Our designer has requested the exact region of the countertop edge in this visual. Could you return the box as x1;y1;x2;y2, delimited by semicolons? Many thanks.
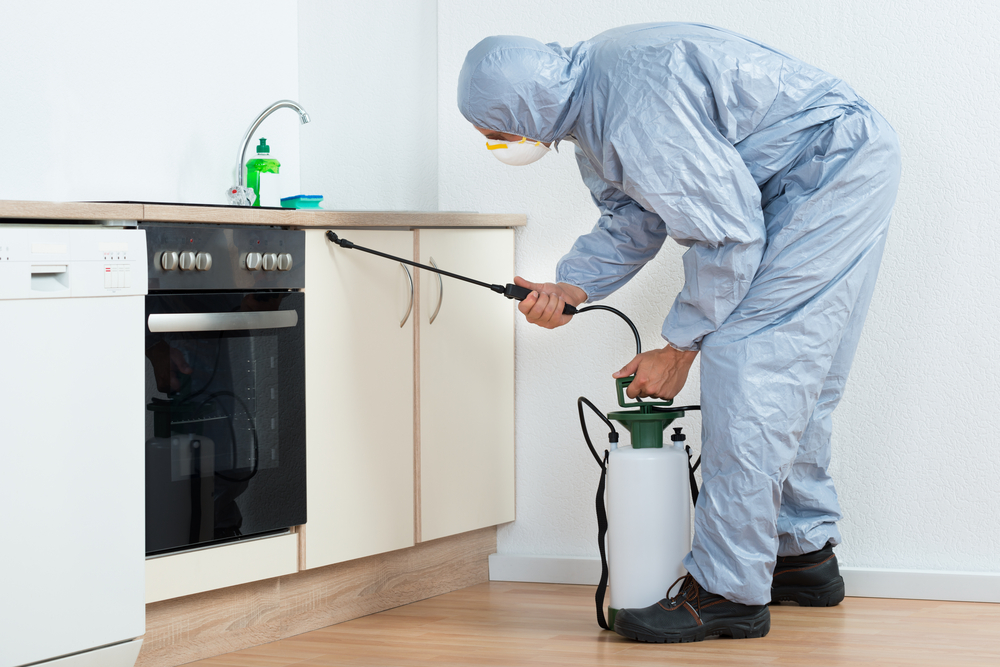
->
0;200;145;221
0;201;526;228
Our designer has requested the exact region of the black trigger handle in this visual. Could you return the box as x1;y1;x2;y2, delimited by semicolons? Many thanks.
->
500;283;578;315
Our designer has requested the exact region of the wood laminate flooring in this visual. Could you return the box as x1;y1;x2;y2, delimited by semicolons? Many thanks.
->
186;581;1000;666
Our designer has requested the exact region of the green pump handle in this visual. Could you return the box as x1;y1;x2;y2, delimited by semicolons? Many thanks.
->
614;375;675;409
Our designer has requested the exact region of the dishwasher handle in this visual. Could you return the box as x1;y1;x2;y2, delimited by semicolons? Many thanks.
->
30;265;70;292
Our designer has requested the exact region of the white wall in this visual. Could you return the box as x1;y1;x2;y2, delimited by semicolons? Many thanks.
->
438;1;1000;575
298;0;438;211
5;0;998;579
0;1;300;206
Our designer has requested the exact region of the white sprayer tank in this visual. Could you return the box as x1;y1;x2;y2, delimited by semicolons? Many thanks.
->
607;442;691;614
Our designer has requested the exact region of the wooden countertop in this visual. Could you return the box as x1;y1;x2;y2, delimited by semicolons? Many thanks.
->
0;200;525;228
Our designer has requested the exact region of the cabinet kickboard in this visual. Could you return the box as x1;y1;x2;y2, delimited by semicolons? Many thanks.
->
137;527;496;667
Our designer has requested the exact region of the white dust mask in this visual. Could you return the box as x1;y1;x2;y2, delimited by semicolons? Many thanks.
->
485;136;550;166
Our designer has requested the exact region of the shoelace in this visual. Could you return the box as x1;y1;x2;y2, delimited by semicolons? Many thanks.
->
664;573;703;615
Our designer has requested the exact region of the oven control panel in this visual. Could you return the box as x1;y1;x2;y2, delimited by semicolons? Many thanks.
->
159;250;215;272
143;223;303;291
243;252;294;272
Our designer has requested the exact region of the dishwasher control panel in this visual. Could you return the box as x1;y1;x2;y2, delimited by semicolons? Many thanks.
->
0;223;148;300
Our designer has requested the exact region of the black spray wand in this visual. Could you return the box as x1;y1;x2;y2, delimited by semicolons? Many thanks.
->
326;230;578;315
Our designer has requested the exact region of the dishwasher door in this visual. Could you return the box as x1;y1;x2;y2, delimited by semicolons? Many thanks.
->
0;226;146;667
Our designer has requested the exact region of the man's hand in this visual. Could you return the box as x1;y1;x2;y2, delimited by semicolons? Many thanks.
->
613;344;699;400
513;276;587;329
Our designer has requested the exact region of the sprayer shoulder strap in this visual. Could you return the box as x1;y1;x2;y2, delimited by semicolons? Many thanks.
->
595;449;611;630
686;445;700;506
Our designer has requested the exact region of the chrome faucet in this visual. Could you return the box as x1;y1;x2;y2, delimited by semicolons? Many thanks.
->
228;99;311;206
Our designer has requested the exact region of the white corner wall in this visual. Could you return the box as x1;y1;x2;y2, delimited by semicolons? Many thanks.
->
298;0;438;211
438;0;1000;587
4;0;998;600
0;1;300;205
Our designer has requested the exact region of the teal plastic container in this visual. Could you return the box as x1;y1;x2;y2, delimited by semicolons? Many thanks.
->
280;195;324;209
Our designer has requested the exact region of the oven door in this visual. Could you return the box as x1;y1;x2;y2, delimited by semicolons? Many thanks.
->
144;291;305;555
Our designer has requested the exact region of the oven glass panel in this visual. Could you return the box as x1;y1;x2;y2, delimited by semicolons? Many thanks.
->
144;291;305;555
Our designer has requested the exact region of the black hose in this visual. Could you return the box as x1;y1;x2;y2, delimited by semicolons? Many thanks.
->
576;304;642;356
578;396;618;467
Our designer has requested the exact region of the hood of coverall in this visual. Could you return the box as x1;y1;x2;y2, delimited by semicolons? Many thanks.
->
457;35;589;144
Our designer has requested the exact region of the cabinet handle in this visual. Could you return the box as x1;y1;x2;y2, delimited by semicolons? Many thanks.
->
400;263;413;328
429;257;443;325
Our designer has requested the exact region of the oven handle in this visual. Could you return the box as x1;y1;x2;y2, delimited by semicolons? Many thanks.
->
147;310;299;333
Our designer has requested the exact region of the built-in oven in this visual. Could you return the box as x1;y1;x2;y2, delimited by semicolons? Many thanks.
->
142;222;306;556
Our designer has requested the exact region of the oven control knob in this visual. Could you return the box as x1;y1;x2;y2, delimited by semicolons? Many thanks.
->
277;253;293;271
160;251;179;271
178;251;196;271
245;252;262;271
262;253;278;271
195;252;213;271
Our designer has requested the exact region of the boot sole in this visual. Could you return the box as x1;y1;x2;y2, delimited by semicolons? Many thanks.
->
770;575;845;607
614;606;770;643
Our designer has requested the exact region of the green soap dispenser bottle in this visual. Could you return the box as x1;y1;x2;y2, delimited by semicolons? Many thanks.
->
245;138;280;207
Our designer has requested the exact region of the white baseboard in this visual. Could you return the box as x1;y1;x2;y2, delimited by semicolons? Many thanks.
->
490;554;604;586
839;567;1000;603
488;554;1000;604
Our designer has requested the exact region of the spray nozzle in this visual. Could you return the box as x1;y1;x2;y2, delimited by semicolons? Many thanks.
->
325;231;354;248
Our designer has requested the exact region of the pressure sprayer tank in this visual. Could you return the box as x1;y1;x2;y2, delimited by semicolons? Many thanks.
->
605;377;691;628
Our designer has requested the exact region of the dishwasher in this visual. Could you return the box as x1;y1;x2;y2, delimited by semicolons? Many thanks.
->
0;223;147;667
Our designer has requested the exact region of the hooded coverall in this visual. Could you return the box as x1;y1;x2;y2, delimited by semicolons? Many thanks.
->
458;23;901;605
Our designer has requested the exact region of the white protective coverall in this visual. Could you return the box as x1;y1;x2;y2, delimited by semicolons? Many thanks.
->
458;23;901;605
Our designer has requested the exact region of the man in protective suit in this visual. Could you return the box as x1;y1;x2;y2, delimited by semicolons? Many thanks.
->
458;23;900;643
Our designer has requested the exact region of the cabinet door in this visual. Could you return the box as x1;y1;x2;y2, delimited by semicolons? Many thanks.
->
304;229;415;567
418;228;515;542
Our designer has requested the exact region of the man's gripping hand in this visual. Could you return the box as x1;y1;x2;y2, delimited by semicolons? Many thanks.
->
513;276;586;329
613;344;699;400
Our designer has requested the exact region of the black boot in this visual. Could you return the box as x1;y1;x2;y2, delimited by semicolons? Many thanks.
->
770;541;845;606
613;574;770;643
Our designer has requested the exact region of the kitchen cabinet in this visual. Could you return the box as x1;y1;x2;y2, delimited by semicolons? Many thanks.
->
418;228;515;542
303;227;515;565
1;202;524;666
304;229;416;568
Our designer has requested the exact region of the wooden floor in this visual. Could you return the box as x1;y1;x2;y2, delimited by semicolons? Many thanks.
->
186;582;1000;666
